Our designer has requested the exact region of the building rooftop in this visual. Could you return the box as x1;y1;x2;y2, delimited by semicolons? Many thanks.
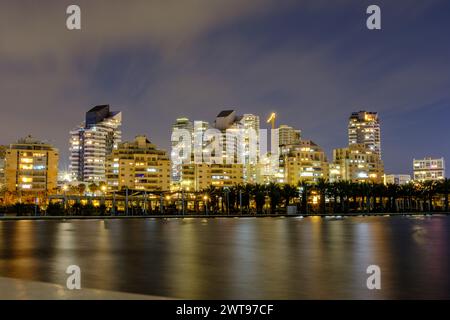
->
216;110;235;118
85;104;120;127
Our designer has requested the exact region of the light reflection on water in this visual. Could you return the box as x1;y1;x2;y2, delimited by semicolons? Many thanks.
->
0;216;448;299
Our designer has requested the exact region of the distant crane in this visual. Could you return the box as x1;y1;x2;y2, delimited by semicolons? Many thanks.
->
267;112;277;129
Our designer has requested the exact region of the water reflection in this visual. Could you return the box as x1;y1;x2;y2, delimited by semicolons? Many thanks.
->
0;216;449;299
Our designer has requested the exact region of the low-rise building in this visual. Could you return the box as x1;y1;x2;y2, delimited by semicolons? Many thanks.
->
384;174;411;185
4;136;59;194
180;163;244;191
329;163;342;183
106;135;171;192
332;144;384;183
413;157;445;181
284;140;329;185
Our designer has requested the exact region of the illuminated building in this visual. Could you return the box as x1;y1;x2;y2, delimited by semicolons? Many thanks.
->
278;124;301;147
4;136;59;194
171;117;195;182
106;135;171;192
329;163;342;183
240;114;260;183
284;140;329;184
214;110;242;165
332;144;384;183
171;118;210;184
180;163;244;191
69;105;122;182
348;111;381;158
0;145;6;190
213;110;260;166
413;157;445;181
384;174;411;185
171;110;259;185
256;153;285;184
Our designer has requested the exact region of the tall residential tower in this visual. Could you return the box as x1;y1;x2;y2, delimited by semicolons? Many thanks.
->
348;111;381;158
69;105;122;182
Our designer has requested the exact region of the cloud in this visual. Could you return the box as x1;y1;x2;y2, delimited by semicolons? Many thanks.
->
0;0;295;60
0;0;449;175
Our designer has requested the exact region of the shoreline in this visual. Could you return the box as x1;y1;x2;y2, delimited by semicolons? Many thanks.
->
0;212;448;220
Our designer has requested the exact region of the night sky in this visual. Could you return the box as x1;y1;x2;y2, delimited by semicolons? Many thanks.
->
0;0;449;175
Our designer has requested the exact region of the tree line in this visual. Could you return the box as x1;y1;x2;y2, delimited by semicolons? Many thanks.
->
1;178;450;216
198;178;450;215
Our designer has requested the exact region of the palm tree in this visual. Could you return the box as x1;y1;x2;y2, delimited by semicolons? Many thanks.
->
267;182;282;214
281;184;298;208
438;178;450;213
88;183;99;194
335;181;351;213
328;182;339;214
77;183;86;195
252;184;266;214
315;178;329;215
422;180;438;212
242;184;252;213
359;182;371;213
399;183;414;212
348;182;361;212
386;183;400;212
227;185;238;213
372;183;386;212
203;185;219;213
298;181;310;215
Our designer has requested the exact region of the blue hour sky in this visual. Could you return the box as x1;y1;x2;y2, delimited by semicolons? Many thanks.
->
0;0;449;175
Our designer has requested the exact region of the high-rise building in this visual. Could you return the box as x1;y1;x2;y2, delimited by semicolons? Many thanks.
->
284;140;329;185
106;135;171;192
170;117;211;182
214;110;238;131
332;144;384;183
213;110;241;165
240;114;260;183
172;117;193;132
171;117;194;182
171;110;259;186
213;110;260;173
4;136;59;194
193;120;210;163
413;157;445;181
348;111;381;158
278;124;301;147
69;105;122;182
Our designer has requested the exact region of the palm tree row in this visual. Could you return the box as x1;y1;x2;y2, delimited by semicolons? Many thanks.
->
199;178;450;215
2;179;450;216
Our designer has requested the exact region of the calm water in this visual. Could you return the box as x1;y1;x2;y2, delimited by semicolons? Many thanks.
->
0;216;449;299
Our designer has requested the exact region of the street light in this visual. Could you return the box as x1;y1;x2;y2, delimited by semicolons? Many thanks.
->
62;184;68;210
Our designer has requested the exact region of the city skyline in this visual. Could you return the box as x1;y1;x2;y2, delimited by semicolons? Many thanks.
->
1;0;450;175
1;106;447;179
